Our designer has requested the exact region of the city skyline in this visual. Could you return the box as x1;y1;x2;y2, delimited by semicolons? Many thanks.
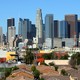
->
0;0;80;34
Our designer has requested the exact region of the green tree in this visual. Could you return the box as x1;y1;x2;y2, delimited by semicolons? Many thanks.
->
61;69;68;76
49;62;54;66
12;66;19;71
33;69;40;79
31;65;36;72
31;66;44;80
76;52;80;65
60;54;69;60
69;55;76;67
40;78;45;80
40;62;48;66
54;66;58;71
24;48;34;64
42;53;54;60
5;68;12;77
69;52;80;67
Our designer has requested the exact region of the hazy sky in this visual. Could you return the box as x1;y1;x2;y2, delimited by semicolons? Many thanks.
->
0;0;80;34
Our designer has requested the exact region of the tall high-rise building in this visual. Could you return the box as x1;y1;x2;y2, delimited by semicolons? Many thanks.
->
18;18;32;41
7;18;15;42
45;14;54;48
0;27;3;46
3;34;6;45
7;18;15;27
22;19;27;41
58;21;68;38
36;8;43;45
65;15;78;38
43;24;45;43
18;18;23;36
77;20;80;46
54;20;59;38
77;20;80;38
27;19;32;39
31;24;36;40
8;26;16;47
27;20;31;33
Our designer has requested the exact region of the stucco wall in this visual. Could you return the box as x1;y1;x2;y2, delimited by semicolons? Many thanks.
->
45;60;69;65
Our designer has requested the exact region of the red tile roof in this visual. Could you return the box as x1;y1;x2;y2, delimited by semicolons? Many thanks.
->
36;58;44;62
17;64;31;72
54;52;68;59
36;65;59;76
7;69;34;80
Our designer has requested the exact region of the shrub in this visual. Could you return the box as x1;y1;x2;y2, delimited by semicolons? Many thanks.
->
12;66;19;71
61;69;68;76
31;65;36;72
54;66;58;71
49;62;54;66
33;70;40;79
40;78;45;80
40;62;48;66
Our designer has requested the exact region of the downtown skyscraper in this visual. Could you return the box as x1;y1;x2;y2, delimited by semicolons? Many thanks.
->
7;18;16;47
18;18;23;36
18;18;32;41
7;18;15;42
58;21;68;38
35;8;43;46
18;18;27;41
8;26;16;47
7;18;15;27
65;15;78;38
45;14;54;48
54;20;59;38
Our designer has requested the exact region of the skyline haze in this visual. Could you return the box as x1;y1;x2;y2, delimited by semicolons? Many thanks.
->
0;0;80;34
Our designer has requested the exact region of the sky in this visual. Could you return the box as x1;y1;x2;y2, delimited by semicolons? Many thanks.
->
0;0;80;34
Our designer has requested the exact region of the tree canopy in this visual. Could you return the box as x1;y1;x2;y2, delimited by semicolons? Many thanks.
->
69;52;80;67
24;48;34;64
42;53;55;60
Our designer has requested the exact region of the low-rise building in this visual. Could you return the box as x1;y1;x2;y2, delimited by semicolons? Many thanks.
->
62;38;74;47
0;50;16;62
45;60;69;66
6;69;34;80
54;38;62;48
6;63;34;80
36;65;59;76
